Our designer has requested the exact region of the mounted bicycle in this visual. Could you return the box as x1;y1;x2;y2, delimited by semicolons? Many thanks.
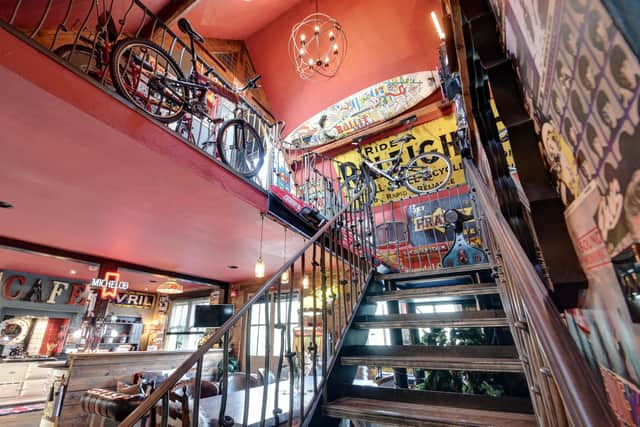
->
108;18;264;178
340;133;453;209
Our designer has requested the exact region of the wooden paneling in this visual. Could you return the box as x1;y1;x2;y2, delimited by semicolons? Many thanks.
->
58;350;223;425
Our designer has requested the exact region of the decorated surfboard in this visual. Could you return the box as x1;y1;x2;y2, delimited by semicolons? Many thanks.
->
284;70;440;148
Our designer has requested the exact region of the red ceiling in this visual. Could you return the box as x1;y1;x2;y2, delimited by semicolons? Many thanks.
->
187;0;303;40
0;28;304;285
243;0;443;132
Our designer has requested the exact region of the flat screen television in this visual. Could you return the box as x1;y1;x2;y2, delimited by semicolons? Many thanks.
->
194;304;234;327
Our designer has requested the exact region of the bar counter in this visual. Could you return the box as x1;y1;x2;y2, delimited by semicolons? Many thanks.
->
47;350;224;427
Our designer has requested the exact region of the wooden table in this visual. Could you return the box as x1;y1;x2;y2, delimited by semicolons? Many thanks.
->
199;376;320;427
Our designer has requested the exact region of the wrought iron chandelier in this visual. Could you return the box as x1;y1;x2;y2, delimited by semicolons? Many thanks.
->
289;1;347;80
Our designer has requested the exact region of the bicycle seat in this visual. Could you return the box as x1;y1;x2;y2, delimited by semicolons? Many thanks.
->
178;18;204;43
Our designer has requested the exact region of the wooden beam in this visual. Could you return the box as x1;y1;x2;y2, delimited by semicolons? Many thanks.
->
155;0;202;29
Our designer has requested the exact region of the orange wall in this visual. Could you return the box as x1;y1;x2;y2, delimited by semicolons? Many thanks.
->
246;0;443;132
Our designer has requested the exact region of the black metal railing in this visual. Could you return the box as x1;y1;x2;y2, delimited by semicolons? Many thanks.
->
119;185;375;426
0;0;284;190
465;158;616;426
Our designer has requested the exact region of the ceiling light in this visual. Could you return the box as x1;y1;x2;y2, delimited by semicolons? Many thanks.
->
289;1;347;80
157;280;183;294
0;201;14;209
88;265;99;272
69;270;77;275
431;11;445;40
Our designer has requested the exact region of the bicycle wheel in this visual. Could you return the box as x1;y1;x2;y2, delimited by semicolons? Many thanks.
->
110;38;186;123
216;118;264;178
404;152;453;194
55;44;114;90
339;174;376;211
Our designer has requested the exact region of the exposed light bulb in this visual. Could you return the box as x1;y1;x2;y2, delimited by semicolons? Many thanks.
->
300;34;306;43
308;58;314;66
302;275;310;289
298;47;305;57
314;25;320;34
255;257;265;278
324;56;330;65
329;31;335;41
333;43;339;54
281;270;289;284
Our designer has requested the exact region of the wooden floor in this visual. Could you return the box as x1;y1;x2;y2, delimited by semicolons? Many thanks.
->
0;410;44;427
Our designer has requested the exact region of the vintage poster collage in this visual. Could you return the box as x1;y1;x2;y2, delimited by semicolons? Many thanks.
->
490;0;640;423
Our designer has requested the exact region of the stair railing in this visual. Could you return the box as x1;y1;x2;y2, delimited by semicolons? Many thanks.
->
120;189;376;427
465;159;616;426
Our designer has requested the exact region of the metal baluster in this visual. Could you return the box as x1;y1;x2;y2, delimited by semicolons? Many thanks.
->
218;331;231;426
8;0;23;25
161;391;169;427
259;289;271;427
311;243;318;395
242;308;251;426
49;0;73;50
193;357;203;427
333;217;343;338
28;0;52;39
286;264;295;427
273;276;285;426
299;252;306;420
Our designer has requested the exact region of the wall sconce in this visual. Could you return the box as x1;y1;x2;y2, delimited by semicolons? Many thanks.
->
255;214;265;278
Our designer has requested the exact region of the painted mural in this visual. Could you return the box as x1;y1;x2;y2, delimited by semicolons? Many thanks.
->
493;0;640;416
284;71;439;148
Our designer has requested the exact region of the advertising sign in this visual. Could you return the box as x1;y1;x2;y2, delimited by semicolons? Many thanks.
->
285;71;440;148
0;270;87;306
334;111;515;206
111;291;155;309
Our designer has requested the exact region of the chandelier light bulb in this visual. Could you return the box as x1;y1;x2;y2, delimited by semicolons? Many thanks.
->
298;48;305;57
324;56;330;65
308;58;314;66
329;30;334;40
314;25;320;34
300;34;306;42
255;257;265;278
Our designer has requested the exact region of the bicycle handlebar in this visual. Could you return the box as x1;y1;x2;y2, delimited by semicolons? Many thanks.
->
237;75;262;92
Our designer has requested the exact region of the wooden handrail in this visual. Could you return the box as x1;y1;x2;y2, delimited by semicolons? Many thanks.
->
465;159;616;426
120;187;368;426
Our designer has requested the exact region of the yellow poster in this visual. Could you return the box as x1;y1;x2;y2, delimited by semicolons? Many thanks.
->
334;111;514;205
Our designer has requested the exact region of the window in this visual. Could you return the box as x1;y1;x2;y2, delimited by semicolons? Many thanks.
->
367;302;390;346
165;298;209;351
248;293;299;357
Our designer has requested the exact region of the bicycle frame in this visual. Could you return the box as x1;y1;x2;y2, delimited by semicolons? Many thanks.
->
358;137;411;183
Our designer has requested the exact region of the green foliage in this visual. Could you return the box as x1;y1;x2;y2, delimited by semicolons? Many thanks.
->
418;327;505;397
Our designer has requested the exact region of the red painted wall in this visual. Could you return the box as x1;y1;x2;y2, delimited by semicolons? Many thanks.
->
246;0;443;133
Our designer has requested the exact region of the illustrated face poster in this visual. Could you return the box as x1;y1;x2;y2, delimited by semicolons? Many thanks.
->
499;0;640;257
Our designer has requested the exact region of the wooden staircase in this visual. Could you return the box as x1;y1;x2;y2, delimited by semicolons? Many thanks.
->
315;265;537;426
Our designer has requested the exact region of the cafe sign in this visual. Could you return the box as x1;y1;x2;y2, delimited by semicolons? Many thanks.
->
1;270;87;305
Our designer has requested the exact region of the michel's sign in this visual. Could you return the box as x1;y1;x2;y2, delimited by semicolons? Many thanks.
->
1;271;87;305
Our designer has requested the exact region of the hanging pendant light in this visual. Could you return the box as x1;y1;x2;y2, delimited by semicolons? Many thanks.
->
255;214;266;278
281;228;289;284
289;0;347;79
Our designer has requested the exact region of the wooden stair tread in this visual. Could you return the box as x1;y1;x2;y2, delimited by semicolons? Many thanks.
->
353;310;509;329
367;283;499;302
323;397;537;426
340;345;522;372
376;263;494;282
